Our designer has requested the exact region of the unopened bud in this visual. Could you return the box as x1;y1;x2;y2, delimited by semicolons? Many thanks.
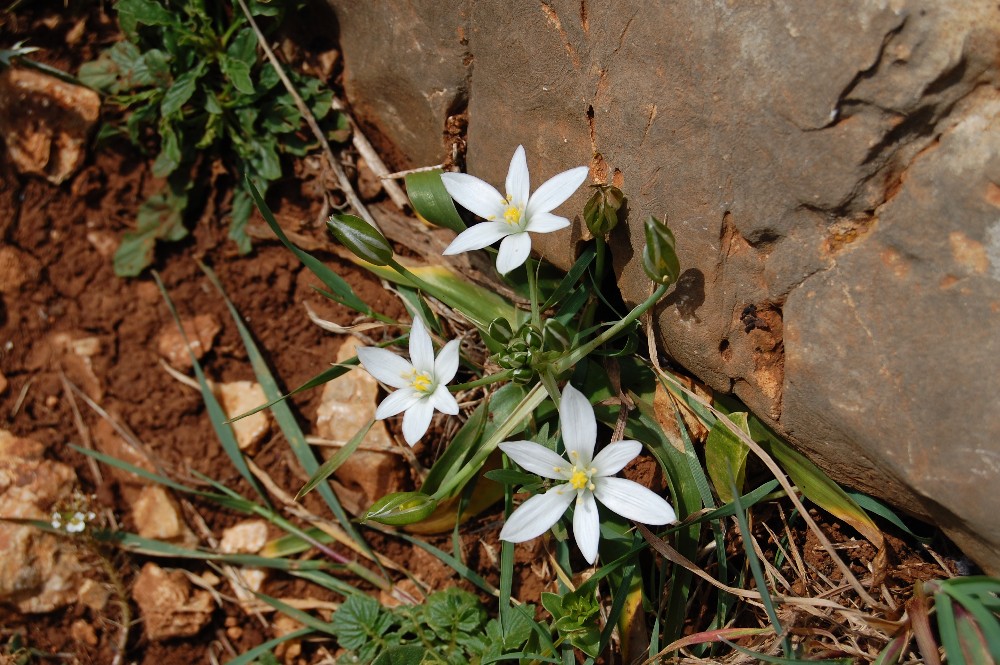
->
583;185;625;237
362;491;438;526
327;214;393;266
641;215;680;286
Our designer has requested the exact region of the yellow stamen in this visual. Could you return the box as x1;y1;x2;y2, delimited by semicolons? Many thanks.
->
569;469;589;490
404;368;433;394
503;204;522;226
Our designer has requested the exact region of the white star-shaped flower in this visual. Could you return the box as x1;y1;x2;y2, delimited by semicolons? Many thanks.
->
356;317;460;446
499;384;676;564
441;145;589;275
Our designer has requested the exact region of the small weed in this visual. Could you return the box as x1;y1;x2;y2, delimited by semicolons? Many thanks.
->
79;0;347;276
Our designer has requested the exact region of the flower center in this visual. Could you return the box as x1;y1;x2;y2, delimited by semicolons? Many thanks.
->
569;469;589;490
503;203;523;227
404;368;434;394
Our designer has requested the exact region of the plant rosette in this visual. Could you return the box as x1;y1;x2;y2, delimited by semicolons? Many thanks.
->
498;384;676;563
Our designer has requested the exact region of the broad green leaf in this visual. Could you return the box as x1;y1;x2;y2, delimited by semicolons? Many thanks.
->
116;0;178;28
160;66;203;117
228;186;253;254
227;26;258;66
405;169;466;233
221;55;255;95
151;123;182;177
372;645;426;665
705;412;751;503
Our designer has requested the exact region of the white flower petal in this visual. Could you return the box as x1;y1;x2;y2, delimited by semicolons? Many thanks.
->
429;383;459;415
440;172;507;220
591;440;643;477
443;222;512;255
594;477;676;525
434;339;460;385
375;388;422;419
524;165;589;218
559;384;596;464
408;316;434;373
573;492;601;564
525;211;571;234
401;397;435;446
356;347;413;389
499;441;572;480
505;145;530;207
495;232;532;275
499;486;575;543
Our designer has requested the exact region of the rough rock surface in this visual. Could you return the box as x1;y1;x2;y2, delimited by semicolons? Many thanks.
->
133;562;214;640
0;67;100;184
0;430;89;612
327;1;1000;571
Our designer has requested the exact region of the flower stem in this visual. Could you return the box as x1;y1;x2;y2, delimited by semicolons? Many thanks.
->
449;370;514;392
431;382;547;500
556;282;670;372
526;260;541;330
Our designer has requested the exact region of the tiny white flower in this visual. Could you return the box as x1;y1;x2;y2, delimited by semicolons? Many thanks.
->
51;512;62;530
65;511;86;533
356;316;461;446
441;146;590;275
499;384;676;564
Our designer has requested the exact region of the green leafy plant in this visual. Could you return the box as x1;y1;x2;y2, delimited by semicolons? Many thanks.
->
79;0;346;276
329;589;534;665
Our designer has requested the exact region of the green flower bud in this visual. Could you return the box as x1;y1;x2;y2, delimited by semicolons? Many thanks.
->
511;367;535;384
583;185;625;237
487;317;513;345
362;491;438;526
641;215;680;286
542;319;570;352
327;214;394;266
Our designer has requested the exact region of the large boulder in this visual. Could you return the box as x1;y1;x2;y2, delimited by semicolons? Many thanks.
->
327;0;1000;572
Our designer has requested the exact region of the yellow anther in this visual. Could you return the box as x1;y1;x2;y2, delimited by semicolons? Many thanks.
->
553;466;562;473
503;204;522;226
569;469;589;490
404;368;433;393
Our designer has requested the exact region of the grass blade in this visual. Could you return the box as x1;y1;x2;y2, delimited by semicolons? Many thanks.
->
224;627;312;665
297;419;374;500
153;272;269;505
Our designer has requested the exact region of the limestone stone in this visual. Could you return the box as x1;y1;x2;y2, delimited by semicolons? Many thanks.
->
314;338;410;514
157;314;221;370
220;519;269;554
132;485;197;545
0;430;89;613
0;67;100;184
133;562;214;640
326;0;1000;572
217;381;270;451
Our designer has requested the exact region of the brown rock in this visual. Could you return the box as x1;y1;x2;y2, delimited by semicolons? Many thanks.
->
157;314;222;370
0;430;89;613
315;338;410;514
216;381;270;451
0;67;100;184
132;485;196;545
133;562;214;640
0;246;42;294
330;0;1000;573
219;519;269;554
71;619;98;646
92;419;156;502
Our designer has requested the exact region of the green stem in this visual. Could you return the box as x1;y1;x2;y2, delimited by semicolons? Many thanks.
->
594;236;606;285
387;258;443;298
526;260;541;330
556;282;670;372
539;368;563;407
449;370;514;392
431;383;547;500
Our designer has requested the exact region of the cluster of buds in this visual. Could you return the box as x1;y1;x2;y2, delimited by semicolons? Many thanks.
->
488;319;571;384
583;184;625;238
